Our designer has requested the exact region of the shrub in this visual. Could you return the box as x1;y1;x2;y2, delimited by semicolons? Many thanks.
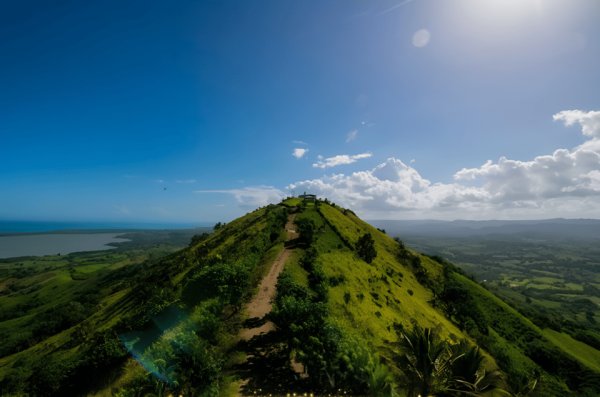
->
356;233;377;264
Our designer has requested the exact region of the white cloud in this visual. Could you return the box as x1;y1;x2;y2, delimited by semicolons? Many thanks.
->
153;179;164;183
410;159;415;163
289;110;600;219
346;129;358;143
293;148;308;159
553;110;600;138
293;140;308;145
313;153;372;169
114;204;130;214
176;180;196;183
318;155;323;160
196;185;285;207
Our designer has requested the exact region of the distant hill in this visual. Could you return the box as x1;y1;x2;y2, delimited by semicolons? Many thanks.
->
367;218;600;240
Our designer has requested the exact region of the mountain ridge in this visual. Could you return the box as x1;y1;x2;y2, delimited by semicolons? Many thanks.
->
1;201;599;396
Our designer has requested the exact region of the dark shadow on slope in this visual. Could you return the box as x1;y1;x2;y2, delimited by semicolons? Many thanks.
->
243;316;269;330
233;330;308;396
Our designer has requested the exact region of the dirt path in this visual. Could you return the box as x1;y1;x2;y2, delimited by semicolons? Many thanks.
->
243;213;297;340
235;213;303;396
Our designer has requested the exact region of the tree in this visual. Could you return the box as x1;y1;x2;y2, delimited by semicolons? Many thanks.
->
195;259;249;312
189;233;210;246
393;325;451;397
440;281;489;335
295;218;315;245
356;233;377;264
213;222;222;231
445;341;506;396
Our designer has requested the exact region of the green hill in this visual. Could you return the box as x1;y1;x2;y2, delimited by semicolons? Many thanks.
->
2;201;600;396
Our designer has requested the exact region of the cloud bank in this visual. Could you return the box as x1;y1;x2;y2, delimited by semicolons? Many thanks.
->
288;110;600;219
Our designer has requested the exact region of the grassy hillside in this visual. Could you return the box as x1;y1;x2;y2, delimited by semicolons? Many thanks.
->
307;204;466;344
281;197;304;207
3;200;600;396
281;201;600;396
544;329;600;372
0;205;289;396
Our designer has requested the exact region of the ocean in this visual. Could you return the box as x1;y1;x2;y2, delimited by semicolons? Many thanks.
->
0;220;215;234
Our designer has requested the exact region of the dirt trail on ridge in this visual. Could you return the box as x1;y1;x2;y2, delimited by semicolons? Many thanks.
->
235;213;305;396
242;213;298;340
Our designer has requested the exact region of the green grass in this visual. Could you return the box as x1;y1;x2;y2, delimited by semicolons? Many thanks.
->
283;248;309;288
314;205;470;346
451;273;543;342
282;198;304;206
531;276;564;284
249;242;285;296
531;269;563;278
5;203;600;396
544;329;600;372
565;283;584;291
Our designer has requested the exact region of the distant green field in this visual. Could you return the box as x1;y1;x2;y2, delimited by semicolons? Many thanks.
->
402;235;600;332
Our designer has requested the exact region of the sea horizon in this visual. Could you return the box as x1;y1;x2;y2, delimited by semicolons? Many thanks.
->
0;220;216;234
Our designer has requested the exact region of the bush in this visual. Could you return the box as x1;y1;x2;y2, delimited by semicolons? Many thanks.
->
356;233;377;264
295;218;316;245
440;280;489;335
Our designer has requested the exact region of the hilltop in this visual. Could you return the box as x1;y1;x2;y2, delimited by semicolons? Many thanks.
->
1;200;600;396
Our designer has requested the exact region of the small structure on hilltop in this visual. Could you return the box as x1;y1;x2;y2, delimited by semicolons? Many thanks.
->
298;191;317;203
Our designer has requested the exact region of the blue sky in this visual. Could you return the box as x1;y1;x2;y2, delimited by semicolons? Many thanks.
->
1;0;600;222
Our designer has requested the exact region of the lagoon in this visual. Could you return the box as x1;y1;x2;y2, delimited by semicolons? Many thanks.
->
0;233;131;259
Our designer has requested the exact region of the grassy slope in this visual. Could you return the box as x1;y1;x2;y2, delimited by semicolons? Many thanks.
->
0;208;274;388
282;198;304;207
6;202;600;395
544;329;600;372
450;273;543;375
298;204;600;391
0;250;158;339
452;272;600;393
0;288;136;380
302;205;470;347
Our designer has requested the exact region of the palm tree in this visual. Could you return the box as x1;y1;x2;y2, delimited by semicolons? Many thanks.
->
445;341;507;396
392;326;511;397
393;325;452;397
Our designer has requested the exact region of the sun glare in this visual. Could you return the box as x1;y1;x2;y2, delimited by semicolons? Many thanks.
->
462;0;543;27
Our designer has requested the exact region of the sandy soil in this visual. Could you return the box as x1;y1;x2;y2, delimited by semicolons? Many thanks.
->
242;214;298;340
